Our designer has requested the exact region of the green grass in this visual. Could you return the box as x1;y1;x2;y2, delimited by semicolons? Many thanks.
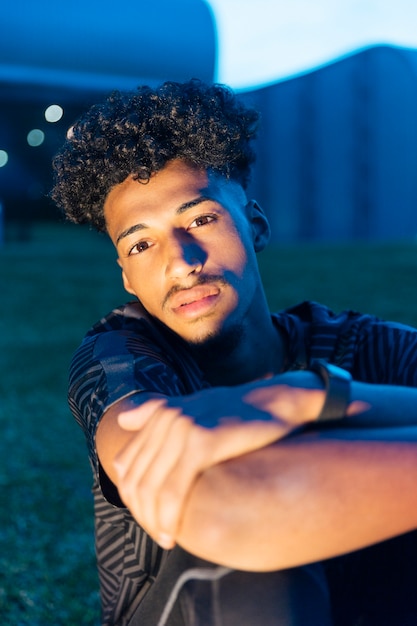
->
258;241;417;327
1;222;416;625
0;223;126;626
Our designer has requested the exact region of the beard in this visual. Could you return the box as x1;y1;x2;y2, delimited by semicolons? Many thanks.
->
163;273;245;362
187;320;245;364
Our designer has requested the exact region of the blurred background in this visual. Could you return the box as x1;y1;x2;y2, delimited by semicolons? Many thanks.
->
2;2;417;624
2;0;417;243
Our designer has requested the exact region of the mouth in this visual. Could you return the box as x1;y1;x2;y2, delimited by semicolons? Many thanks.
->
169;285;221;318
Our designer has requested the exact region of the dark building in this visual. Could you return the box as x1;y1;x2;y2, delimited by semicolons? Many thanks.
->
0;0;216;227
243;45;417;242
1;3;417;242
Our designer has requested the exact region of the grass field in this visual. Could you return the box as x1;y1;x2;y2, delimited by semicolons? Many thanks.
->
1;222;416;625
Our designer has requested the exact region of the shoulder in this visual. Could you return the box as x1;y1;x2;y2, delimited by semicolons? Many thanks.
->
272;301;371;368
85;300;157;340
78;300;194;369
69;300;206;414
272;301;417;383
274;300;371;327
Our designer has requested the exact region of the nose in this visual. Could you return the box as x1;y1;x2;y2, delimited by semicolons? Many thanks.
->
165;231;206;279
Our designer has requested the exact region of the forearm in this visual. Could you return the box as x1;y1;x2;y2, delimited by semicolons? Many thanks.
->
244;374;417;429
96;386;311;547
177;426;417;570
96;374;417;557
97;372;329;495
347;380;417;427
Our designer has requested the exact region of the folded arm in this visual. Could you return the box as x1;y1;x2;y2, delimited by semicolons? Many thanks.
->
179;426;417;570
96;372;417;566
96;371;326;542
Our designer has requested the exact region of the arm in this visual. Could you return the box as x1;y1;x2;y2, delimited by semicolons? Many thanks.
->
177;377;417;569
97;372;417;562
178;426;417;571
96;371;327;545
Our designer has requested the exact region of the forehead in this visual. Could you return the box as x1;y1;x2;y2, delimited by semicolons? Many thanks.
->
104;160;246;236
107;161;210;209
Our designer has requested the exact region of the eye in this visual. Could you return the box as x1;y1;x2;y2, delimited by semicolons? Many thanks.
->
128;240;151;255
189;214;216;228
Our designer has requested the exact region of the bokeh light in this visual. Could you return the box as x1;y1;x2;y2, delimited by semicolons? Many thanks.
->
45;104;64;123
0;150;8;167
27;129;45;147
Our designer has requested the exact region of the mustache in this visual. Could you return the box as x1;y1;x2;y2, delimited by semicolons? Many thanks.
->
162;275;229;309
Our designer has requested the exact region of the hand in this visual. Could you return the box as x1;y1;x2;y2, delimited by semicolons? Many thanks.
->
113;377;325;549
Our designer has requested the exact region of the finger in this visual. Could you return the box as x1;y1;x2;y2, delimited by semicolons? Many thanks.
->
114;405;187;535
156;433;209;543
114;403;180;480
134;416;197;547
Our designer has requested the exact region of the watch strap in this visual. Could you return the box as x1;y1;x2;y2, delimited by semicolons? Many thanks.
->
310;359;352;421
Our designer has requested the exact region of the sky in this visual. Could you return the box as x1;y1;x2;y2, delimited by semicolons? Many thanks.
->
207;0;417;90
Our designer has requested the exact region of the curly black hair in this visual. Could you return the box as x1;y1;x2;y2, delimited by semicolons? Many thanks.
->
51;79;260;232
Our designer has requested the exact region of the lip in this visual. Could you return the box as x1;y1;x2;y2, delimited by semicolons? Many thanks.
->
169;285;221;318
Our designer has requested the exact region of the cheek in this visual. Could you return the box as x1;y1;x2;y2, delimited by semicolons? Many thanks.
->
125;261;168;309
223;233;252;276
212;221;246;253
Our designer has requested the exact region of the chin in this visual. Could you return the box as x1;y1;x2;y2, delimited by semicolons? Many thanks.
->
186;322;244;360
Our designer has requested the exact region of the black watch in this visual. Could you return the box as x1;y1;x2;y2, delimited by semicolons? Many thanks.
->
310;359;352;421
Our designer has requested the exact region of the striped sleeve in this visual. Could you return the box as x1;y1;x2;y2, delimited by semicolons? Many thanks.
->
353;320;417;386
68;308;204;475
274;301;417;388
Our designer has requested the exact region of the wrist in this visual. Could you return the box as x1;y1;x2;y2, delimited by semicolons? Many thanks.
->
255;371;326;425
309;360;352;421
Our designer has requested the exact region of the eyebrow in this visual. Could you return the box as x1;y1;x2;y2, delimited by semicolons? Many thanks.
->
116;195;212;244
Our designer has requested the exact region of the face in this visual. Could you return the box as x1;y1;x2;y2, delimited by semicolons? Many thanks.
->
104;160;270;347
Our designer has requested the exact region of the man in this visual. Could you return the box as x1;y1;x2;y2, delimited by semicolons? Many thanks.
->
52;80;417;626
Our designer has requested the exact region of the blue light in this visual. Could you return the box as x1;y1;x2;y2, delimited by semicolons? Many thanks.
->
27;129;45;147
0;150;8;167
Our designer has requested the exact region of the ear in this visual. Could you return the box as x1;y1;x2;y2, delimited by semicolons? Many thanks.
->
117;258;137;296
246;200;271;252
